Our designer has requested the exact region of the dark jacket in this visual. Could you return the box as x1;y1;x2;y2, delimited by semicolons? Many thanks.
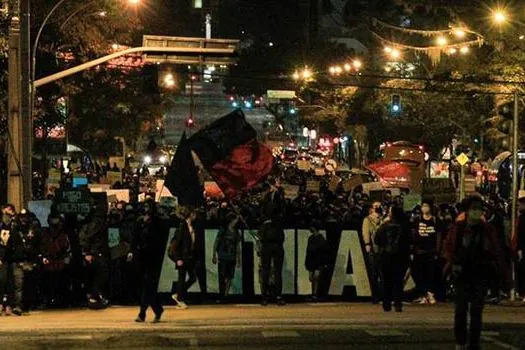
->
374;219;412;258
172;221;198;265
261;188;285;222
41;223;70;271
78;213;108;257
517;210;525;253
305;233;330;271
258;220;285;244
8;222;42;264
443;216;505;280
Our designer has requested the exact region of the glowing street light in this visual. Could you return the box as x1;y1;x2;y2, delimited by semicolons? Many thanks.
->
460;46;469;54
163;73;175;88
453;28;466;38
449;47;457;54
384;47;393;53
292;71;300;80
390;48;401;60
128;0;141;4
493;9;507;24
344;63;351;72
302;67;312;80
352;59;362;70
436;36;448;46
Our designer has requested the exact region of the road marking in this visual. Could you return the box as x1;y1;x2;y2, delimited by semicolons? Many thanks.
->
481;336;519;350
262;331;300;338
482;331;500;337
365;330;408;337
307;303;338;306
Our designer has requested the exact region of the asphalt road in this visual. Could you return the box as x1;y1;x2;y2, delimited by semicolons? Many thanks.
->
0;303;524;349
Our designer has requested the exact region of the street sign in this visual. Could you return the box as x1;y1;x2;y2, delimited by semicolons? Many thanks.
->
142;36;239;65
456;152;470;166
266;90;296;99
55;188;91;215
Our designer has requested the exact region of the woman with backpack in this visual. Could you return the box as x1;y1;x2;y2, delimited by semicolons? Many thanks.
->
375;206;412;312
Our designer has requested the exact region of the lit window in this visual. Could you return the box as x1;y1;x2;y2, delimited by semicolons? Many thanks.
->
193;0;202;8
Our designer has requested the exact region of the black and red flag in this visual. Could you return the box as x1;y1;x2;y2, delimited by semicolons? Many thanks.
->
188;109;273;197
164;132;205;207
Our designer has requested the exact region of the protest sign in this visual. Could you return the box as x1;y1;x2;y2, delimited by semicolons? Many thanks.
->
89;188;130;203
55;188;91;215
297;159;311;171
155;180;175;202
362;182;383;195
283;185;299;199
205;181;224;199
28;200;53;228
328;176;342;192
306;180;320;192
48;169;61;185
314;168;325;176
343;175;363;192
108;228;120;249
106;171;122;185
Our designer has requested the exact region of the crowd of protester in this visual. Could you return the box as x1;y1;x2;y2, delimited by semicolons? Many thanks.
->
1;169;525;323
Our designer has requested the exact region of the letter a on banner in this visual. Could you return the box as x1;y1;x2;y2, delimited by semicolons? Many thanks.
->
328;230;371;296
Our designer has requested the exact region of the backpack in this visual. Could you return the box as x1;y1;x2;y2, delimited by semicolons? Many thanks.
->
382;223;402;254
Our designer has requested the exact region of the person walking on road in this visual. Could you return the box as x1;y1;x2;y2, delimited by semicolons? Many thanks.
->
171;208;200;310
375;206;412;312
443;196;505;350
133;205;164;323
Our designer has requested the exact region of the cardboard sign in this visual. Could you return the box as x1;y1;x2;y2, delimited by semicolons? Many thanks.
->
403;193;422;212
109;156;125;170
314;168;326;176
28;200;53;228
89;188;130;203
390;188;401;197
283;185;299;199
306;180;320;192
155;180;175;202
328;176;342;192
362;182;383;195
297;159;311;171
108;228;120;249
343;175;363;192
422;178;457;204
48;169;61;185
89;184;111;191
106;171;122;185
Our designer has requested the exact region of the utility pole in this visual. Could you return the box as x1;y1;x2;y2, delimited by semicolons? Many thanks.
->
7;1;23;210
510;91;519;302
20;0;32;206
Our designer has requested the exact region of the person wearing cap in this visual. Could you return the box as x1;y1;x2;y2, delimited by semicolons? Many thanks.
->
411;198;442;305
443;196;506;350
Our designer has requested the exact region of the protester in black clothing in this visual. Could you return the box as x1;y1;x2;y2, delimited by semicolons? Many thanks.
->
40;214;71;308
305;224;330;301
213;212;242;302
133;208;164;323
171;208;199;310
0;216;11;315
78;208;109;308
443;196;506;350
8;211;42;315
259;178;286;306
375;206;412;312
412;199;441;305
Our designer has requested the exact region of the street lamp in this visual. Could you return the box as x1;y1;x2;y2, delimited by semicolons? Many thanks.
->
492;9;507;24
436;36;448;46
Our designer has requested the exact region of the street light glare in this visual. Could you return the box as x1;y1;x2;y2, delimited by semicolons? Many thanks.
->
390;49;401;59
436;36;448;46
128;0;141;4
352;59;362;69
302;68;312;79
493;10;507;24
460;46;469;54
344;63;351;72
449;48;457;54
453;28;466;38
384;47;392;53
293;71;300;80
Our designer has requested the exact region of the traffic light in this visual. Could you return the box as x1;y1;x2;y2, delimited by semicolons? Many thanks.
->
391;94;401;113
185;118;194;128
